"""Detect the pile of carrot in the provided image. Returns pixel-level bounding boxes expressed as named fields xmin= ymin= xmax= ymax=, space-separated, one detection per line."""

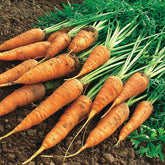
xmin=0 ymin=11 xmax=164 ymax=165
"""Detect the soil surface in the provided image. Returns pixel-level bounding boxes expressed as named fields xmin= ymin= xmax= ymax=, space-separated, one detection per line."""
xmin=0 ymin=0 xmax=164 ymax=165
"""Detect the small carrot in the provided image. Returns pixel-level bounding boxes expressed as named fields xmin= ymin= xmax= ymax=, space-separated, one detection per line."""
xmin=72 ymin=21 xmax=137 ymax=79
xmin=65 ymin=102 xmax=129 ymax=157
xmin=0 ymin=54 xmax=80 ymax=87
xmin=22 ymin=95 xmax=92 ymax=164
xmin=0 ymin=83 xmax=46 ymax=117
xmin=111 ymin=71 xmax=149 ymax=109
xmin=0 ymin=28 xmax=45 ymax=51
xmin=0 ymin=59 xmax=38 ymax=84
xmin=116 ymin=80 xmax=165 ymax=145
xmin=68 ymin=25 xmax=98 ymax=54
xmin=0 ymin=78 xmax=84 ymax=141
xmin=117 ymin=101 xmax=153 ymax=144
xmin=0 ymin=41 xmax=51 ymax=61
xmin=44 ymin=33 xmax=71 ymax=59
xmin=46 ymin=29 xmax=69 ymax=42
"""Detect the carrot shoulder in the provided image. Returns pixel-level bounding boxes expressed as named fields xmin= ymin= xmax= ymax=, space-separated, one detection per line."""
xmin=0 ymin=41 xmax=51 ymax=61
xmin=0 ymin=59 xmax=38 ymax=84
xmin=22 ymin=95 xmax=92 ymax=164
xmin=0 ymin=79 xmax=84 ymax=141
xmin=0 ymin=83 xmax=46 ymax=117
xmin=68 ymin=25 xmax=98 ymax=54
xmin=0 ymin=28 xmax=45 ymax=51
xmin=118 ymin=101 xmax=153 ymax=142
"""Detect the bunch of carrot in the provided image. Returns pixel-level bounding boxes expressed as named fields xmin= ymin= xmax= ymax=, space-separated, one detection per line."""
xmin=0 ymin=10 xmax=164 ymax=164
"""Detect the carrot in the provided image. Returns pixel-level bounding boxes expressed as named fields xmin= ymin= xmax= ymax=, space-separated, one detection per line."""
xmin=110 ymin=71 xmax=149 ymax=111
xmin=22 ymin=95 xmax=92 ymax=164
xmin=0 ymin=54 xmax=80 ymax=87
xmin=117 ymin=101 xmax=153 ymax=144
xmin=0 ymin=78 xmax=84 ymax=141
xmin=68 ymin=25 xmax=98 ymax=54
xmin=73 ymin=76 xmax=123 ymax=139
xmin=0 ymin=41 xmax=51 ymax=61
xmin=74 ymin=45 xmax=110 ymax=78
xmin=65 ymin=102 xmax=129 ymax=157
xmin=45 ymin=33 xmax=71 ymax=59
xmin=47 ymin=29 xmax=69 ymax=42
xmin=0 ymin=28 xmax=45 ymax=51
xmin=0 ymin=59 xmax=39 ymax=84
xmin=71 ymin=21 xmax=137 ymax=79
xmin=0 ymin=83 xmax=46 ymax=117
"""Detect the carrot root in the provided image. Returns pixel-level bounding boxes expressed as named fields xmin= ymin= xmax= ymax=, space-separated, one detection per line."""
xmin=22 ymin=146 xmax=45 ymax=165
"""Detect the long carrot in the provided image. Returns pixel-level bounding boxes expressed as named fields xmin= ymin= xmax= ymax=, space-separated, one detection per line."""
xmin=65 ymin=102 xmax=129 ymax=157
xmin=0 ymin=41 xmax=51 ymax=61
xmin=0 ymin=83 xmax=46 ymax=117
xmin=0 ymin=54 xmax=80 ymax=87
xmin=0 ymin=28 xmax=45 ymax=51
xmin=0 ymin=78 xmax=84 ymax=141
xmin=22 ymin=95 xmax=92 ymax=164
xmin=0 ymin=59 xmax=38 ymax=84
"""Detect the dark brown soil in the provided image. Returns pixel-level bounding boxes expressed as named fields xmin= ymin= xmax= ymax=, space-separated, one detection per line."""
xmin=0 ymin=0 xmax=164 ymax=165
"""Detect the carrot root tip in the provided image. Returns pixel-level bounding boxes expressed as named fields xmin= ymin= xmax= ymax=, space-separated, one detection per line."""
xmin=0 ymin=129 xmax=15 ymax=141
xmin=113 ymin=140 xmax=120 ymax=148
xmin=22 ymin=146 xmax=45 ymax=164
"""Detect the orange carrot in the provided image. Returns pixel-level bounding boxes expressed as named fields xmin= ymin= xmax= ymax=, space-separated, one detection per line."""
xmin=112 ymin=72 xmax=149 ymax=107
xmin=22 ymin=95 xmax=92 ymax=164
xmin=0 ymin=28 xmax=45 ymax=51
xmin=0 ymin=59 xmax=38 ymax=84
xmin=47 ymin=29 xmax=69 ymax=42
xmin=117 ymin=101 xmax=153 ymax=143
xmin=74 ymin=45 xmax=110 ymax=78
xmin=68 ymin=25 xmax=98 ymax=54
xmin=0 ymin=78 xmax=84 ymax=141
xmin=102 ymin=72 xmax=149 ymax=117
xmin=0 ymin=41 xmax=51 ymax=61
xmin=45 ymin=33 xmax=71 ymax=59
xmin=0 ymin=54 xmax=80 ymax=87
xmin=0 ymin=83 xmax=46 ymax=117
xmin=65 ymin=102 xmax=129 ymax=157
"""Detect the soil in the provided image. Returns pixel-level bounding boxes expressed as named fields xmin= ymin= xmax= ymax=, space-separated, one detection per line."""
xmin=0 ymin=0 xmax=164 ymax=165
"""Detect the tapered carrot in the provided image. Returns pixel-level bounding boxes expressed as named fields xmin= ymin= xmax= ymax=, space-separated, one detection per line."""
xmin=65 ymin=102 xmax=129 ymax=157
xmin=0 ymin=41 xmax=51 ymax=61
xmin=71 ymin=21 xmax=137 ymax=79
xmin=47 ymin=29 xmax=68 ymax=42
xmin=22 ymin=95 xmax=92 ymax=164
xmin=0 ymin=83 xmax=46 ymax=117
xmin=68 ymin=25 xmax=98 ymax=54
xmin=117 ymin=101 xmax=153 ymax=144
xmin=45 ymin=33 xmax=71 ymax=59
xmin=112 ymin=71 xmax=149 ymax=108
xmin=0 ymin=28 xmax=45 ymax=51
xmin=0 ymin=54 xmax=80 ymax=87
xmin=0 ymin=59 xmax=38 ymax=84
xmin=0 ymin=78 xmax=84 ymax=141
